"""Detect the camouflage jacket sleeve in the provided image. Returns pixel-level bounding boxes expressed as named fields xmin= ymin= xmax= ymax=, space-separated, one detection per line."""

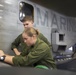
xmin=11 ymin=34 xmax=23 ymax=50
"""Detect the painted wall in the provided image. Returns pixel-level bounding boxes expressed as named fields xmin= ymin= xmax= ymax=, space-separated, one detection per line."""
xmin=0 ymin=0 xmax=24 ymax=54
xmin=30 ymin=2 xmax=76 ymax=50
xmin=0 ymin=0 xmax=76 ymax=55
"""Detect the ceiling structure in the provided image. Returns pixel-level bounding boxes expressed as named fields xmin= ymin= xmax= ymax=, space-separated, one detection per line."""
xmin=30 ymin=0 xmax=76 ymax=17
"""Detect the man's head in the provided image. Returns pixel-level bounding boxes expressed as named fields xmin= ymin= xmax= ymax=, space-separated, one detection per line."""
xmin=22 ymin=16 xmax=34 ymax=29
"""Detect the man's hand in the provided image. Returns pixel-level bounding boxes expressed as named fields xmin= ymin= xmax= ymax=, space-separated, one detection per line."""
xmin=13 ymin=48 xmax=21 ymax=55
xmin=0 ymin=50 xmax=5 ymax=57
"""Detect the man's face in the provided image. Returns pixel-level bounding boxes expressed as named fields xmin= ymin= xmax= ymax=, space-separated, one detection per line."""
xmin=22 ymin=33 xmax=34 ymax=46
xmin=23 ymin=20 xmax=33 ymax=29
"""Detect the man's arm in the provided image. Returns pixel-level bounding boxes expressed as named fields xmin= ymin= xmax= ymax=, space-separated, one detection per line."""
xmin=13 ymin=48 xmax=21 ymax=55
xmin=11 ymin=34 xmax=22 ymax=55
xmin=0 ymin=50 xmax=14 ymax=65
xmin=4 ymin=55 xmax=14 ymax=65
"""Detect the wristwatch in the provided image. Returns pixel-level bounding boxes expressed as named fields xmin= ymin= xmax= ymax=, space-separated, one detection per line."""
xmin=0 ymin=55 xmax=6 ymax=61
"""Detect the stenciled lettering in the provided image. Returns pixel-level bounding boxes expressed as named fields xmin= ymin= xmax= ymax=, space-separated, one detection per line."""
xmin=60 ymin=16 xmax=66 ymax=30
xmin=36 ymin=7 xmax=48 ymax=27
xmin=51 ymin=13 xmax=59 ymax=29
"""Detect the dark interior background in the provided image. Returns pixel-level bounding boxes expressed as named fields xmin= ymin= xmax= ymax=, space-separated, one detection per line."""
xmin=31 ymin=0 xmax=76 ymax=17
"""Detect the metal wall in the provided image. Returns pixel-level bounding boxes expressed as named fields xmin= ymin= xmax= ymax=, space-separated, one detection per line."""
xmin=0 ymin=0 xmax=76 ymax=54
xmin=0 ymin=0 xmax=24 ymax=54
xmin=0 ymin=0 xmax=76 ymax=69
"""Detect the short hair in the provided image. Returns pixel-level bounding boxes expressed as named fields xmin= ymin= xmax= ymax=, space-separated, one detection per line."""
xmin=23 ymin=27 xmax=39 ymax=37
xmin=22 ymin=16 xmax=34 ymax=22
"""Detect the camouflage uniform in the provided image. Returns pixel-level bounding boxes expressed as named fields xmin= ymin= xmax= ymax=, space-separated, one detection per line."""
xmin=13 ymin=38 xmax=56 ymax=69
